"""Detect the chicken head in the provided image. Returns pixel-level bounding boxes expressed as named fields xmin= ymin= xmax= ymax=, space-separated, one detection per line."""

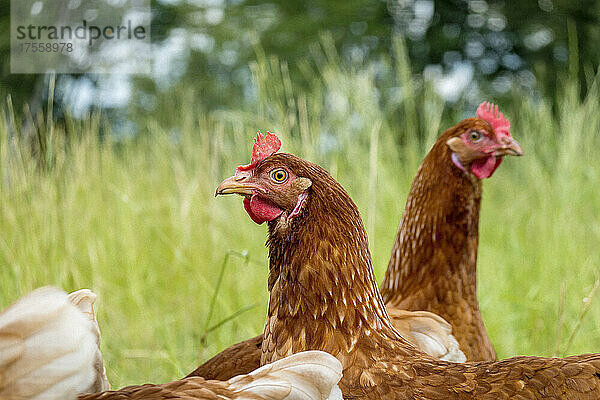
xmin=445 ymin=101 xmax=522 ymax=179
xmin=215 ymin=132 xmax=312 ymax=226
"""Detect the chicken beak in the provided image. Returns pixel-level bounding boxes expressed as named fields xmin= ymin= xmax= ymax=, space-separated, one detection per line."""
xmin=215 ymin=175 xmax=264 ymax=197
xmin=494 ymin=137 xmax=523 ymax=157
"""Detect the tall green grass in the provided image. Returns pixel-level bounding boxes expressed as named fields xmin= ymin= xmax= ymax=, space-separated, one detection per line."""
xmin=1 ymin=42 xmax=600 ymax=388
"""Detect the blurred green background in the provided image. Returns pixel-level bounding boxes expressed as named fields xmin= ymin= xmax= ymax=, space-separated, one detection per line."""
xmin=1 ymin=0 xmax=600 ymax=390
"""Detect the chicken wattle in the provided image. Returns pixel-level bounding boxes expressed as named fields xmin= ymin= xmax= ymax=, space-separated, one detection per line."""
xmin=243 ymin=196 xmax=283 ymax=224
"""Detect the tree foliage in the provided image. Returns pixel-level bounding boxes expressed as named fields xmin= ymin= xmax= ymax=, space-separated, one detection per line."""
xmin=0 ymin=0 xmax=599 ymax=115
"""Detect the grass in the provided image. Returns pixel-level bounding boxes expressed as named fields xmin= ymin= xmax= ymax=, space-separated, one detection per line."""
xmin=1 ymin=42 xmax=600 ymax=388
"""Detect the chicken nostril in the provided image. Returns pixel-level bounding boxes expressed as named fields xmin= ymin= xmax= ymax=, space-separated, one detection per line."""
xmin=234 ymin=171 xmax=251 ymax=181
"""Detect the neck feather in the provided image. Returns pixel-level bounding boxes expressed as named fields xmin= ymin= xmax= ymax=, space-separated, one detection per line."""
xmin=261 ymin=171 xmax=403 ymax=365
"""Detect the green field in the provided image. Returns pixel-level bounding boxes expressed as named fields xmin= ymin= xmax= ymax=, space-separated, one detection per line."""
xmin=1 ymin=50 xmax=600 ymax=388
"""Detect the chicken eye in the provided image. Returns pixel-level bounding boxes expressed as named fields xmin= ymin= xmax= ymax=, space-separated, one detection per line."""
xmin=469 ymin=131 xmax=482 ymax=142
xmin=271 ymin=169 xmax=288 ymax=183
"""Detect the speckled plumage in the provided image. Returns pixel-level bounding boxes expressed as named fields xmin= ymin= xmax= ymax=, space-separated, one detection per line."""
xmin=246 ymin=153 xmax=600 ymax=399
xmin=380 ymin=118 xmax=500 ymax=361
xmin=189 ymin=304 xmax=465 ymax=382
xmin=78 ymin=379 xmax=240 ymax=400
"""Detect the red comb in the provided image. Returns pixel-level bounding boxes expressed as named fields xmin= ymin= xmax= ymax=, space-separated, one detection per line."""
xmin=476 ymin=102 xmax=511 ymax=138
xmin=237 ymin=131 xmax=281 ymax=172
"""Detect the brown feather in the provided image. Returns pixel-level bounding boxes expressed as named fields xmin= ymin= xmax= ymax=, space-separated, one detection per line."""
xmin=78 ymin=378 xmax=238 ymax=400
xmin=381 ymin=118 xmax=499 ymax=361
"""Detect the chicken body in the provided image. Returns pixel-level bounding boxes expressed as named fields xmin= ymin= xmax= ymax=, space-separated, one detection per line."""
xmin=216 ymin=147 xmax=600 ymax=399
xmin=78 ymin=351 xmax=343 ymax=400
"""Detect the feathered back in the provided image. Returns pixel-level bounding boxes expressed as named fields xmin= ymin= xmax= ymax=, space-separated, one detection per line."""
xmin=0 ymin=286 xmax=99 ymax=400
xmin=79 ymin=351 xmax=342 ymax=400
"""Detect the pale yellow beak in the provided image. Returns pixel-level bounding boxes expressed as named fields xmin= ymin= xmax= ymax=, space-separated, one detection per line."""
xmin=495 ymin=137 xmax=523 ymax=157
xmin=215 ymin=175 xmax=265 ymax=197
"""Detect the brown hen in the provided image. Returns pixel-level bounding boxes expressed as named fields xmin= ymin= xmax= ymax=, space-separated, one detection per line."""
xmin=214 ymin=135 xmax=600 ymax=399
xmin=381 ymin=102 xmax=523 ymax=361
xmin=189 ymin=103 xmax=520 ymax=379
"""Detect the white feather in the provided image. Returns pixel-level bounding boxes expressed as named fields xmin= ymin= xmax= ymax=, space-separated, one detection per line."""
xmin=67 ymin=290 xmax=110 ymax=392
xmin=0 ymin=286 xmax=104 ymax=400
xmin=388 ymin=309 xmax=467 ymax=363
xmin=406 ymin=315 xmax=466 ymax=363
xmin=228 ymin=351 xmax=343 ymax=400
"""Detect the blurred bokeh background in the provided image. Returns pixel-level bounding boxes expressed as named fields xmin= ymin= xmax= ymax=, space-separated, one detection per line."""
xmin=1 ymin=0 xmax=599 ymax=120
xmin=1 ymin=0 xmax=600 ymax=389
